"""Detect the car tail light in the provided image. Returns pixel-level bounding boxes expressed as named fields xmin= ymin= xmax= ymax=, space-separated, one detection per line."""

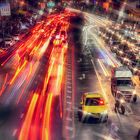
xmin=99 ymin=99 xmax=104 ymax=105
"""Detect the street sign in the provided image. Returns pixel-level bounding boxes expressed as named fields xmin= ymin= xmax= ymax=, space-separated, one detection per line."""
xmin=47 ymin=1 xmax=55 ymax=8
xmin=0 ymin=3 xmax=11 ymax=16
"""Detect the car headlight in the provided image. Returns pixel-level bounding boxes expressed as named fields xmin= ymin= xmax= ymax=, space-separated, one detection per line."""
xmin=101 ymin=110 xmax=108 ymax=115
xmin=120 ymin=98 xmax=125 ymax=103
xmin=133 ymin=91 xmax=136 ymax=95
xmin=83 ymin=111 xmax=91 ymax=115
xmin=133 ymin=67 xmax=138 ymax=72
xmin=83 ymin=111 xmax=88 ymax=115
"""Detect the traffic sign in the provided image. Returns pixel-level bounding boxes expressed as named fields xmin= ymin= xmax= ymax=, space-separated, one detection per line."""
xmin=0 ymin=3 xmax=11 ymax=16
xmin=47 ymin=1 xmax=55 ymax=8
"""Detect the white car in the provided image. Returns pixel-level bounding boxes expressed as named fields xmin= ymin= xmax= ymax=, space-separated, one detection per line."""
xmin=4 ymin=38 xmax=15 ymax=46
xmin=12 ymin=34 xmax=20 ymax=41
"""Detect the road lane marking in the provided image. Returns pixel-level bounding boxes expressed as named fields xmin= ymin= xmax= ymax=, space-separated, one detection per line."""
xmin=67 ymin=81 xmax=72 ymax=84
xmin=67 ymin=64 xmax=71 ymax=66
xmin=65 ymin=126 xmax=73 ymax=131
xmin=12 ymin=129 xmax=18 ymax=136
xmin=66 ymin=108 xmax=72 ymax=111
xmin=66 ymin=117 xmax=72 ymax=121
xmin=67 ymin=101 xmax=72 ymax=105
xmin=67 ymin=90 xmax=72 ymax=93
xmin=67 ymin=95 xmax=72 ymax=98
xmin=20 ymin=113 xmax=24 ymax=119
xmin=67 ymin=76 xmax=72 ymax=79
xmin=67 ymin=86 xmax=72 ymax=89
xmin=98 ymin=59 xmax=109 ymax=76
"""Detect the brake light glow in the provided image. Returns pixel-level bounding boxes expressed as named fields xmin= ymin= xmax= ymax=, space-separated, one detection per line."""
xmin=99 ymin=99 xmax=104 ymax=105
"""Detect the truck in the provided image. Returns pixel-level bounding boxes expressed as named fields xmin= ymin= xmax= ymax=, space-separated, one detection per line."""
xmin=111 ymin=66 xmax=137 ymax=114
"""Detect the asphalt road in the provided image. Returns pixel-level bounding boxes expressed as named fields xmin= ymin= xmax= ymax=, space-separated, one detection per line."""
xmin=70 ymin=10 xmax=140 ymax=140
xmin=0 ymin=10 xmax=139 ymax=140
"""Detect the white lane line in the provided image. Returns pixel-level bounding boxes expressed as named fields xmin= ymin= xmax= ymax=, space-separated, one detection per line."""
xmin=67 ymin=75 xmax=72 ymax=78
xmin=12 ymin=129 xmax=17 ymax=136
xmin=67 ymin=70 xmax=71 ymax=73
xmin=67 ymin=95 xmax=71 ymax=99
xmin=67 ymin=90 xmax=72 ymax=93
xmin=65 ymin=126 xmax=73 ymax=131
xmin=67 ymin=65 xmax=71 ymax=67
xmin=67 ymin=101 xmax=72 ymax=105
xmin=67 ymin=71 xmax=72 ymax=73
xmin=67 ymin=70 xmax=72 ymax=75
xmin=66 ymin=108 xmax=72 ymax=111
xmin=67 ymin=81 xmax=72 ymax=84
xmin=67 ymin=64 xmax=71 ymax=66
xmin=91 ymin=59 xmax=109 ymax=102
xmin=67 ymin=75 xmax=72 ymax=77
xmin=20 ymin=113 xmax=24 ymax=119
xmin=67 ymin=79 xmax=72 ymax=81
xmin=66 ymin=117 xmax=73 ymax=121
xmin=67 ymin=86 xmax=72 ymax=89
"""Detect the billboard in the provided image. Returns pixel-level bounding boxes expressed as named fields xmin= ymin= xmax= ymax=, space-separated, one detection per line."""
xmin=0 ymin=3 xmax=11 ymax=16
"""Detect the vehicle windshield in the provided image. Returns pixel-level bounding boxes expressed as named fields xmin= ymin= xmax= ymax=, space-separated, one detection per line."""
xmin=85 ymin=98 xmax=103 ymax=106
xmin=116 ymin=80 xmax=133 ymax=86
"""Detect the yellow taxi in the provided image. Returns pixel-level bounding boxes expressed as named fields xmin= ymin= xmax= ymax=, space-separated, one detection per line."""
xmin=78 ymin=92 xmax=108 ymax=122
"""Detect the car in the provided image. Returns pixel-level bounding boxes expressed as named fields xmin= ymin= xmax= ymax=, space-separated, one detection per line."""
xmin=12 ymin=34 xmax=20 ymax=41
xmin=4 ymin=38 xmax=15 ymax=46
xmin=78 ymin=92 xmax=108 ymax=123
